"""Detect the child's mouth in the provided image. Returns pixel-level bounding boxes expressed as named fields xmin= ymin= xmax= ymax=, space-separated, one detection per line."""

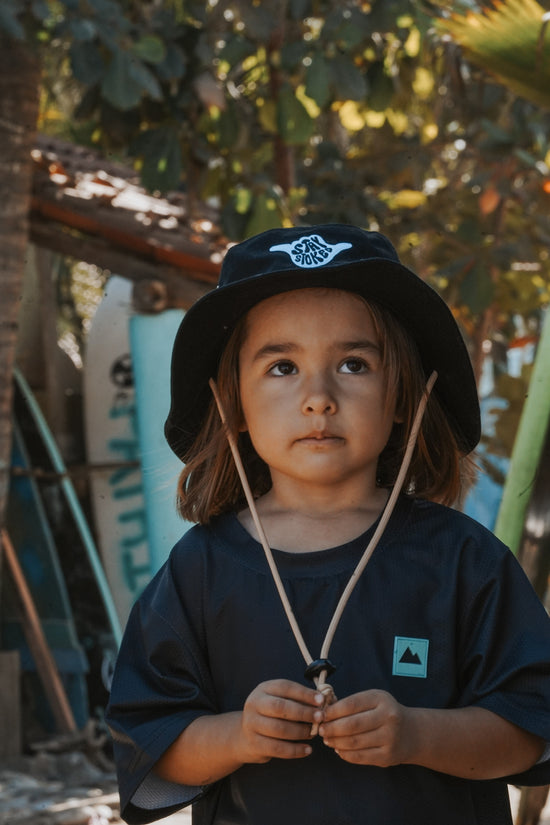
xmin=297 ymin=432 xmax=342 ymax=444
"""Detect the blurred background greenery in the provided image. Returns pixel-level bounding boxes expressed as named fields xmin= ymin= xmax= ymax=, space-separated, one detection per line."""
xmin=1 ymin=0 xmax=550 ymax=507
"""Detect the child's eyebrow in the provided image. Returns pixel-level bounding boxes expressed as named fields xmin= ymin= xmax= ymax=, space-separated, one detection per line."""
xmin=250 ymin=339 xmax=380 ymax=362
xmin=250 ymin=342 xmax=298 ymax=362
xmin=340 ymin=340 xmax=381 ymax=354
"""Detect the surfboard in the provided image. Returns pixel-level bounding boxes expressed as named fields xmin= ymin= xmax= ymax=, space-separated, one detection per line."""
xmin=83 ymin=276 xmax=153 ymax=628
xmin=14 ymin=367 xmax=121 ymax=648
xmin=3 ymin=422 xmax=89 ymax=732
xmin=129 ymin=310 xmax=190 ymax=575
xmin=6 ymin=369 xmax=123 ymax=731
xmin=84 ymin=276 xmax=190 ymax=627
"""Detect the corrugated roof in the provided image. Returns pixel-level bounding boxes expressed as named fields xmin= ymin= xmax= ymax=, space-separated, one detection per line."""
xmin=30 ymin=136 xmax=227 ymax=308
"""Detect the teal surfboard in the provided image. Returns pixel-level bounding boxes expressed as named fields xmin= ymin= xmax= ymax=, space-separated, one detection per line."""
xmin=129 ymin=310 xmax=190 ymax=574
xmin=4 ymin=422 xmax=89 ymax=731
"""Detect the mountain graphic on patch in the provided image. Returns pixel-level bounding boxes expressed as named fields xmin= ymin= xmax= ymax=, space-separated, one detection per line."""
xmin=399 ymin=647 xmax=422 ymax=665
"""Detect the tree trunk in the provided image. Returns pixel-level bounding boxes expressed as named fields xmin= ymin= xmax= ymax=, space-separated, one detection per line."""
xmin=267 ymin=7 xmax=295 ymax=194
xmin=0 ymin=35 xmax=40 ymax=529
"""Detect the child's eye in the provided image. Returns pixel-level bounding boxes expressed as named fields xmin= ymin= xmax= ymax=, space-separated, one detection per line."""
xmin=269 ymin=360 xmax=297 ymax=376
xmin=339 ymin=358 xmax=368 ymax=374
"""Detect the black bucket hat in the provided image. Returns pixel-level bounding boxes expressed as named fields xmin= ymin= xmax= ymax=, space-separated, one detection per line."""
xmin=165 ymin=224 xmax=480 ymax=459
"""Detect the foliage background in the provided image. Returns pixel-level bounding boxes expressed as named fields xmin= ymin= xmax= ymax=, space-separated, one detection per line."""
xmin=2 ymin=0 xmax=550 ymax=495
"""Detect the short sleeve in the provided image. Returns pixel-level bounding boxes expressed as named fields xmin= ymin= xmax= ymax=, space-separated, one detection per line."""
xmin=106 ymin=542 xmax=218 ymax=824
xmin=457 ymin=541 xmax=550 ymax=784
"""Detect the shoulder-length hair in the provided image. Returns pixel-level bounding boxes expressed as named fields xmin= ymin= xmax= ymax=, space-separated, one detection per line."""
xmin=176 ymin=296 xmax=475 ymax=524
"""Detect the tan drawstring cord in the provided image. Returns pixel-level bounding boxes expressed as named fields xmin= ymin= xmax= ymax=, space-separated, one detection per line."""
xmin=209 ymin=371 xmax=438 ymax=733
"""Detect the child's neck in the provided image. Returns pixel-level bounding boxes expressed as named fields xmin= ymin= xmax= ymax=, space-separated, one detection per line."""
xmin=238 ymin=487 xmax=389 ymax=553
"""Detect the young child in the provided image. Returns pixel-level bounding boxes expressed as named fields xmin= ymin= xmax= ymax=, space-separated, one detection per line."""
xmin=106 ymin=225 xmax=550 ymax=825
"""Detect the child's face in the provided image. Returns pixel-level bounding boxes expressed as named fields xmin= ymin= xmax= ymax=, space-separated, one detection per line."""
xmin=238 ymin=288 xmax=398 ymax=500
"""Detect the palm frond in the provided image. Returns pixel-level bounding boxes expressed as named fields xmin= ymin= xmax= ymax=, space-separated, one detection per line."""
xmin=436 ymin=0 xmax=550 ymax=109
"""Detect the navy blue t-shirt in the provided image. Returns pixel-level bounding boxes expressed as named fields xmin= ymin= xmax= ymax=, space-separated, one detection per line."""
xmin=106 ymin=497 xmax=550 ymax=824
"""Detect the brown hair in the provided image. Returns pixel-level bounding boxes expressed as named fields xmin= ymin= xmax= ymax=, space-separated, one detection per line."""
xmin=176 ymin=295 xmax=474 ymax=524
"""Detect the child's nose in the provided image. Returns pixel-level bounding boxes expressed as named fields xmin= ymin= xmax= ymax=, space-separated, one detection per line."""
xmin=302 ymin=377 xmax=337 ymax=415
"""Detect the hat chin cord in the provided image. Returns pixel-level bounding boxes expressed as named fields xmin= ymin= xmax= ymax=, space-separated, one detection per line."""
xmin=209 ymin=371 xmax=438 ymax=733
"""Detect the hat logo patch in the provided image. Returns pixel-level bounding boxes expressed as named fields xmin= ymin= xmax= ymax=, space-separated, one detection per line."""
xmin=269 ymin=234 xmax=352 ymax=268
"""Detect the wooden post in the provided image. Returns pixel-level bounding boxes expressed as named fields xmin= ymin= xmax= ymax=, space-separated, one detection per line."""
xmin=0 ymin=650 xmax=21 ymax=758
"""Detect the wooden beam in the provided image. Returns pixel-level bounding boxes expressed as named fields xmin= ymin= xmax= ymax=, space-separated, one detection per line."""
xmin=29 ymin=220 xmax=212 ymax=310
xmin=30 ymin=194 xmax=221 ymax=278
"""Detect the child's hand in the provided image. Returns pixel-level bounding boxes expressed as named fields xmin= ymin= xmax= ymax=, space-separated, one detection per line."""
xmin=238 ymin=679 xmax=324 ymax=764
xmin=319 ymin=689 xmax=413 ymax=767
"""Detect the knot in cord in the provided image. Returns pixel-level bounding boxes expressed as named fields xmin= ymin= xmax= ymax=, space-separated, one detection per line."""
xmin=315 ymin=680 xmax=336 ymax=706
xmin=310 ymin=672 xmax=336 ymax=736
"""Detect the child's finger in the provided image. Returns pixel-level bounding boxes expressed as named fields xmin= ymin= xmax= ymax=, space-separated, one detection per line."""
xmin=322 ymin=688 xmax=391 ymax=721
xmin=254 ymin=734 xmax=313 ymax=761
xmin=250 ymin=680 xmax=325 ymax=723
xmin=260 ymin=694 xmax=324 ymax=727
xmin=256 ymin=714 xmax=321 ymax=742
xmin=319 ymin=713 xmax=374 ymax=749
xmin=262 ymin=679 xmax=326 ymax=708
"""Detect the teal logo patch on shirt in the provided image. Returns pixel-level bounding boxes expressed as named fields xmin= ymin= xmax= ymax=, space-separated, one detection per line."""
xmin=392 ymin=637 xmax=429 ymax=678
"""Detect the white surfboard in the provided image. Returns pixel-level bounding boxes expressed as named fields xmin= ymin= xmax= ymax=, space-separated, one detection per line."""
xmin=84 ymin=276 xmax=191 ymax=628
xmin=84 ymin=276 xmax=153 ymax=627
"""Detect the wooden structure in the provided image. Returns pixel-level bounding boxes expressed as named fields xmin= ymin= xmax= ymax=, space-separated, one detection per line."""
xmin=3 ymin=135 xmax=228 ymax=752
xmin=29 ymin=134 xmax=227 ymax=312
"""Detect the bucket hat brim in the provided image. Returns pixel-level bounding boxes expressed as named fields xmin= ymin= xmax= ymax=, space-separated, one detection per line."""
xmin=165 ymin=225 xmax=480 ymax=459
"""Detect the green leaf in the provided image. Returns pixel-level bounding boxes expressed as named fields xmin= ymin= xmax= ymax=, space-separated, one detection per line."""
xmin=218 ymin=104 xmax=241 ymax=149
xmin=92 ymin=0 xmax=130 ymax=46
xmin=219 ymin=34 xmax=255 ymax=67
xmin=0 ymin=2 xmax=25 ymax=39
xmin=101 ymin=50 xmax=144 ymax=110
xmin=245 ymin=192 xmax=283 ymax=237
xmin=68 ymin=18 xmax=98 ymax=41
xmin=367 ymin=62 xmax=394 ymax=112
xmin=200 ymin=162 xmax=225 ymax=201
xmin=31 ymin=0 xmax=50 ymax=22
xmin=323 ymin=7 xmax=370 ymax=47
xmin=455 ymin=219 xmax=483 ymax=245
xmin=95 ymin=22 xmax=121 ymax=51
xmin=128 ymin=57 xmax=163 ymax=101
xmin=139 ymin=127 xmax=182 ymax=193
xmin=480 ymin=118 xmax=514 ymax=146
xmin=238 ymin=5 xmax=275 ymax=41
xmin=277 ymin=86 xmax=315 ymax=145
xmin=305 ymin=54 xmax=331 ymax=108
xmin=74 ymin=84 xmax=99 ymax=120
xmin=87 ymin=0 xmax=124 ymax=18
xmin=514 ymin=148 xmax=542 ymax=168
xmin=221 ymin=200 xmax=249 ymax=241
xmin=156 ymin=43 xmax=186 ymax=81
xmin=234 ymin=187 xmax=253 ymax=215
xmin=280 ymin=41 xmax=308 ymax=71
xmin=335 ymin=15 xmax=371 ymax=50
xmin=70 ymin=41 xmax=104 ymax=85
xmin=289 ymin=0 xmax=311 ymax=20
xmin=132 ymin=35 xmax=166 ymax=65
xmin=436 ymin=0 xmax=550 ymax=109
xmin=459 ymin=261 xmax=495 ymax=315
xmin=330 ymin=55 xmax=368 ymax=101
